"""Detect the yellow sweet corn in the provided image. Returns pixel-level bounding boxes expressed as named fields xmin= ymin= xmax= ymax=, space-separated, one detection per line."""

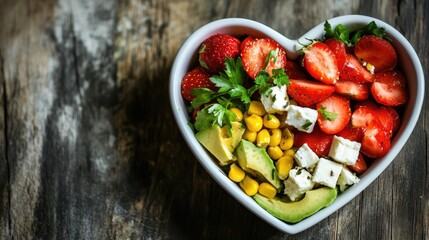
xmin=239 ymin=175 xmax=259 ymax=196
xmin=263 ymin=114 xmax=280 ymax=129
xmin=256 ymin=129 xmax=270 ymax=148
xmin=244 ymin=114 xmax=263 ymax=132
xmin=269 ymin=129 xmax=282 ymax=147
xmin=279 ymin=137 xmax=294 ymax=150
xmin=242 ymin=129 xmax=257 ymax=143
xmin=276 ymin=155 xmax=294 ymax=180
xmin=248 ymin=101 xmax=266 ymax=116
xmin=283 ymin=148 xmax=295 ymax=157
xmin=267 ymin=146 xmax=283 ymax=160
xmin=230 ymin=107 xmax=243 ymax=122
xmin=228 ymin=163 xmax=245 ymax=182
xmin=258 ymin=182 xmax=277 ymax=199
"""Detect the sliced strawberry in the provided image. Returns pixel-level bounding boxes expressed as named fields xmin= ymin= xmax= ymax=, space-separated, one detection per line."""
xmin=377 ymin=106 xmax=395 ymax=138
xmin=302 ymin=41 xmax=339 ymax=84
xmin=351 ymin=100 xmax=378 ymax=128
xmin=339 ymin=54 xmax=374 ymax=83
xmin=287 ymin=79 xmax=335 ymax=107
xmin=324 ymin=38 xmax=347 ymax=71
xmin=354 ymin=35 xmax=397 ymax=73
xmin=348 ymin=153 xmax=368 ymax=174
xmin=316 ymin=94 xmax=351 ymax=134
xmin=336 ymin=123 xmax=365 ymax=142
xmin=181 ymin=66 xmax=215 ymax=101
xmin=199 ymin=34 xmax=241 ymax=73
xmin=384 ymin=106 xmax=401 ymax=134
xmin=284 ymin=61 xmax=310 ymax=79
xmin=361 ymin=118 xmax=391 ymax=158
xmin=371 ymin=70 xmax=408 ymax=107
xmin=240 ymin=36 xmax=287 ymax=79
xmin=293 ymin=126 xmax=333 ymax=156
xmin=334 ymin=80 xmax=369 ymax=101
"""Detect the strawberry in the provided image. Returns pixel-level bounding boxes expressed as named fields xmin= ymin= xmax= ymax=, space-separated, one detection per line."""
xmin=316 ymin=94 xmax=351 ymax=134
xmin=240 ymin=36 xmax=287 ymax=79
xmin=284 ymin=61 xmax=310 ymax=79
xmin=324 ymin=38 xmax=347 ymax=71
xmin=334 ymin=80 xmax=369 ymax=101
xmin=198 ymin=34 xmax=241 ymax=73
xmin=384 ymin=106 xmax=401 ymax=134
xmin=377 ymin=106 xmax=395 ymax=138
xmin=293 ymin=126 xmax=333 ymax=156
xmin=361 ymin=118 xmax=391 ymax=158
xmin=339 ymin=54 xmax=374 ymax=83
xmin=287 ymin=79 xmax=335 ymax=107
xmin=348 ymin=153 xmax=368 ymax=174
xmin=336 ymin=123 xmax=365 ymax=142
xmin=301 ymin=41 xmax=339 ymax=84
xmin=354 ymin=35 xmax=397 ymax=73
xmin=181 ymin=66 xmax=216 ymax=101
xmin=371 ymin=70 xmax=408 ymax=107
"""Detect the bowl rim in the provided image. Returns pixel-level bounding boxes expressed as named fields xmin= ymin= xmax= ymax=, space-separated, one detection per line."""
xmin=169 ymin=14 xmax=425 ymax=234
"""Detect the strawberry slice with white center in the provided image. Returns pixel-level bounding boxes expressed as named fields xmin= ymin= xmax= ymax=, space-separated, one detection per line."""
xmin=324 ymin=38 xmax=347 ymax=71
xmin=361 ymin=118 xmax=391 ymax=158
xmin=302 ymin=41 xmax=339 ymax=84
xmin=316 ymin=94 xmax=351 ymax=134
xmin=334 ymin=80 xmax=369 ymax=101
xmin=240 ymin=36 xmax=286 ymax=79
xmin=339 ymin=54 xmax=374 ymax=83
xmin=354 ymin=35 xmax=397 ymax=73
xmin=287 ymin=79 xmax=335 ymax=107
xmin=371 ymin=69 xmax=408 ymax=107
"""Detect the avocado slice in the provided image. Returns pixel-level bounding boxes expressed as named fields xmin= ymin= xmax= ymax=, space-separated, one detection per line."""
xmin=195 ymin=122 xmax=245 ymax=166
xmin=253 ymin=187 xmax=337 ymax=223
xmin=235 ymin=139 xmax=282 ymax=190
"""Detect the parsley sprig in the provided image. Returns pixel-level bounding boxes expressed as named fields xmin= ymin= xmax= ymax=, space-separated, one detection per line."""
xmin=318 ymin=106 xmax=338 ymax=121
xmin=190 ymin=55 xmax=289 ymax=134
xmin=324 ymin=20 xmax=389 ymax=46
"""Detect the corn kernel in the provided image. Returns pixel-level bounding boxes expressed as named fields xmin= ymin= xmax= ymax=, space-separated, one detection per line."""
xmin=230 ymin=107 xmax=243 ymax=122
xmin=256 ymin=129 xmax=270 ymax=148
xmin=263 ymin=114 xmax=280 ymax=129
xmin=282 ymin=128 xmax=294 ymax=139
xmin=248 ymin=101 xmax=266 ymax=116
xmin=276 ymin=155 xmax=294 ymax=180
xmin=283 ymin=148 xmax=295 ymax=157
xmin=279 ymin=137 xmax=294 ymax=150
xmin=267 ymin=146 xmax=283 ymax=160
xmin=269 ymin=129 xmax=282 ymax=147
xmin=242 ymin=129 xmax=257 ymax=143
xmin=258 ymin=182 xmax=277 ymax=199
xmin=239 ymin=175 xmax=259 ymax=196
xmin=228 ymin=163 xmax=245 ymax=182
xmin=244 ymin=114 xmax=263 ymax=132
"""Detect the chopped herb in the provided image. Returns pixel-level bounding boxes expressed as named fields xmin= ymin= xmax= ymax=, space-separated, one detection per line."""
xmin=297 ymin=168 xmax=302 ymax=175
xmin=330 ymin=170 xmax=334 ymax=176
xmin=318 ymin=106 xmax=338 ymax=121
xmin=324 ymin=20 xmax=389 ymax=46
xmin=301 ymin=120 xmax=312 ymax=130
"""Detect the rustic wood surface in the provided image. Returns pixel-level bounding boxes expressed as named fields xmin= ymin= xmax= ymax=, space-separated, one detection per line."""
xmin=0 ymin=0 xmax=428 ymax=239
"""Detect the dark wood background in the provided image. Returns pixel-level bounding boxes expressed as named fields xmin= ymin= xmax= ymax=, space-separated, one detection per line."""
xmin=0 ymin=0 xmax=427 ymax=239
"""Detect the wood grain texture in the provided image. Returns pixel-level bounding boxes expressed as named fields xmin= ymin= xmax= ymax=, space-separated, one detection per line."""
xmin=0 ymin=0 xmax=427 ymax=239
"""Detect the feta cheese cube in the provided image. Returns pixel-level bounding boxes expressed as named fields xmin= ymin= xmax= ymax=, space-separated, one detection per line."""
xmin=328 ymin=135 xmax=361 ymax=165
xmin=337 ymin=167 xmax=360 ymax=192
xmin=294 ymin=143 xmax=320 ymax=168
xmin=260 ymin=85 xmax=289 ymax=113
xmin=285 ymin=105 xmax=318 ymax=133
xmin=284 ymin=167 xmax=314 ymax=201
xmin=312 ymin=158 xmax=343 ymax=188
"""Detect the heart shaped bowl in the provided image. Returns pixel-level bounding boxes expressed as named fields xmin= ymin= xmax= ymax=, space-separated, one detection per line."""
xmin=169 ymin=15 xmax=424 ymax=234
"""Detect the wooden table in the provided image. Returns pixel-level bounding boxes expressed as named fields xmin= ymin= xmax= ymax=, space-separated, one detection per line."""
xmin=1 ymin=0 xmax=427 ymax=239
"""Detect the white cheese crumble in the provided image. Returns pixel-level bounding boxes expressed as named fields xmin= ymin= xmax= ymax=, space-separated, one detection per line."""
xmin=328 ymin=135 xmax=361 ymax=165
xmin=285 ymin=105 xmax=318 ymax=133
xmin=260 ymin=85 xmax=289 ymax=113
xmin=312 ymin=158 xmax=343 ymax=188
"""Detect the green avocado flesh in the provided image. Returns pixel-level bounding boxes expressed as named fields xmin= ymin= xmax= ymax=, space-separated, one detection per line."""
xmin=253 ymin=187 xmax=337 ymax=223
xmin=235 ymin=139 xmax=282 ymax=190
xmin=195 ymin=122 xmax=245 ymax=166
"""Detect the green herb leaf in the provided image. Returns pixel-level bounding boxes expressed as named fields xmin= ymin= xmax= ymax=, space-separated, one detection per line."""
xmin=318 ymin=107 xmax=338 ymax=121
xmin=301 ymin=120 xmax=312 ymax=131
xmin=265 ymin=48 xmax=279 ymax=68
xmin=324 ymin=21 xmax=350 ymax=44
xmin=271 ymin=68 xmax=290 ymax=86
xmin=190 ymin=88 xmax=216 ymax=109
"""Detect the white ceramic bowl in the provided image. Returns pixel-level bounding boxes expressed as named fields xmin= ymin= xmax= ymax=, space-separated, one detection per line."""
xmin=169 ymin=15 xmax=424 ymax=234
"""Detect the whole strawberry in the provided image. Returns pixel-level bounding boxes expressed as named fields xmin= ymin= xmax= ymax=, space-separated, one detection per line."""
xmin=181 ymin=66 xmax=216 ymax=102
xmin=199 ymin=34 xmax=241 ymax=73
